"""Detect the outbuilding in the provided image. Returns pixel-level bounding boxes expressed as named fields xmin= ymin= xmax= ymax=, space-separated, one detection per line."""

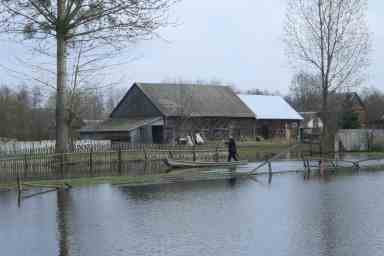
xmin=238 ymin=95 xmax=303 ymax=140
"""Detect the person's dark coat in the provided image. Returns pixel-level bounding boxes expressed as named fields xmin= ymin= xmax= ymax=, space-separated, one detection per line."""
xmin=227 ymin=138 xmax=237 ymax=154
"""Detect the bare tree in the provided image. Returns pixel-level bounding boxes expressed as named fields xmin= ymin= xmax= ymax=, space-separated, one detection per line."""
xmin=161 ymin=78 xmax=237 ymax=143
xmin=284 ymin=0 xmax=370 ymax=149
xmin=46 ymin=42 xmax=127 ymax=147
xmin=160 ymin=78 xmax=200 ymax=142
xmin=361 ymin=86 xmax=384 ymax=125
xmin=0 ymin=85 xmax=53 ymax=140
xmin=104 ymin=87 xmax=125 ymax=114
xmin=0 ymin=0 xmax=176 ymax=152
xmin=287 ymin=71 xmax=322 ymax=111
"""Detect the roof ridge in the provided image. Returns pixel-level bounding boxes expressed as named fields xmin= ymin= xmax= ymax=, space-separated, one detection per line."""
xmin=137 ymin=82 xmax=230 ymax=88
xmin=112 ymin=82 xmax=255 ymax=118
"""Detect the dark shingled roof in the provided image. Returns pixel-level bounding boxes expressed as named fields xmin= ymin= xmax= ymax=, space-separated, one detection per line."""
xmin=135 ymin=82 xmax=255 ymax=118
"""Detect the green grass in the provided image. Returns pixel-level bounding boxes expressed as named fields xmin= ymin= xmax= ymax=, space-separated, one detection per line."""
xmin=345 ymin=151 xmax=384 ymax=156
xmin=237 ymin=142 xmax=309 ymax=160
xmin=0 ymin=174 xmax=172 ymax=189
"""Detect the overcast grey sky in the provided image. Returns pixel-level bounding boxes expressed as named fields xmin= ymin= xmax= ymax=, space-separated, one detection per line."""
xmin=0 ymin=0 xmax=383 ymax=94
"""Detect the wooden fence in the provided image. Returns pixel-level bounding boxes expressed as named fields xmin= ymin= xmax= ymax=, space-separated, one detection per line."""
xmin=0 ymin=141 xmax=226 ymax=158
xmin=0 ymin=147 xmax=228 ymax=182
xmin=0 ymin=140 xmax=111 ymax=157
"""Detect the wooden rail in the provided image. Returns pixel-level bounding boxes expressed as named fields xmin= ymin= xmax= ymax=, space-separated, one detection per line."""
xmin=250 ymin=144 xmax=300 ymax=174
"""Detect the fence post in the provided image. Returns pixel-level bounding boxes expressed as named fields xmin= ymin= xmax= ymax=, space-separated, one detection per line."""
xmin=17 ymin=170 xmax=22 ymax=193
xmin=193 ymin=146 xmax=196 ymax=162
xmin=267 ymin=160 xmax=272 ymax=184
xmin=143 ymin=148 xmax=148 ymax=161
xmin=17 ymin=169 xmax=22 ymax=208
xmin=24 ymin=154 xmax=28 ymax=175
xmin=60 ymin=153 xmax=65 ymax=177
xmin=214 ymin=146 xmax=219 ymax=162
xmin=89 ymin=148 xmax=93 ymax=175
xmin=268 ymin=161 xmax=272 ymax=174
xmin=118 ymin=147 xmax=122 ymax=174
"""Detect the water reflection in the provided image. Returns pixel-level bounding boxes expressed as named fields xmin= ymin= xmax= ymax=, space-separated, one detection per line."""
xmin=57 ymin=189 xmax=71 ymax=256
xmin=2 ymin=171 xmax=384 ymax=256
xmin=123 ymin=185 xmax=165 ymax=202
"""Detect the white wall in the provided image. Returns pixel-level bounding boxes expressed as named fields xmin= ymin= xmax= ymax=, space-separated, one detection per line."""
xmin=335 ymin=129 xmax=384 ymax=152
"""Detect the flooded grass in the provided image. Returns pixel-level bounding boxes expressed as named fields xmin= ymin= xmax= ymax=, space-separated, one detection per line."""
xmin=2 ymin=160 xmax=384 ymax=191
xmin=0 ymin=168 xmax=249 ymax=189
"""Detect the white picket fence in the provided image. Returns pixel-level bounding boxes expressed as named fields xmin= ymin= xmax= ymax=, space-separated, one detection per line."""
xmin=0 ymin=140 xmax=111 ymax=157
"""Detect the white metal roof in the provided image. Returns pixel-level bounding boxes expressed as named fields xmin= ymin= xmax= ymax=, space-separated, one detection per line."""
xmin=238 ymin=95 xmax=303 ymax=120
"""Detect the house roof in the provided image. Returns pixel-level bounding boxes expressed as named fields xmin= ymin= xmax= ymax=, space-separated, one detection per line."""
xmin=340 ymin=92 xmax=365 ymax=108
xmin=79 ymin=117 xmax=163 ymax=133
xmin=134 ymin=83 xmax=255 ymax=118
xmin=238 ymin=95 xmax=303 ymax=120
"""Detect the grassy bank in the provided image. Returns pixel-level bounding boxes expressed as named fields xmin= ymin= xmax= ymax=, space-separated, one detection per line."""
xmin=0 ymin=174 xmax=171 ymax=190
xmin=0 ymin=168 xmax=250 ymax=190
xmin=237 ymin=141 xmax=310 ymax=160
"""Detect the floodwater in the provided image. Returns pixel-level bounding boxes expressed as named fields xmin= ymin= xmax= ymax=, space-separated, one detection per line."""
xmin=2 ymin=168 xmax=384 ymax=255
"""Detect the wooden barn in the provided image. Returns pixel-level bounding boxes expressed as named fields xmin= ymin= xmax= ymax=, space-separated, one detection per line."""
xmin=80 ymin=83 xmax=255 ymax=144
xmin=238 ymin=95 xmax=303 ymax=140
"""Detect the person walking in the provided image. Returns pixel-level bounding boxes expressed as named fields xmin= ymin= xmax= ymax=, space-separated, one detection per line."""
xmin=226 ymin=136 xmax=238 ymax=162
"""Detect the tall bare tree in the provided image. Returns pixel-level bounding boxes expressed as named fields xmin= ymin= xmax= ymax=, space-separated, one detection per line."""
xmin=284 ymin=0 xmax=370 ymax=149
xmin=0 ymin=0 xmax=176 ymax=152
xmin=287 ymin=71 xmax=322 ymax=112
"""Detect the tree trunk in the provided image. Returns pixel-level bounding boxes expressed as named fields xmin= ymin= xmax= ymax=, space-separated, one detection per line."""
xmin=55 ymin=0 xmax=68 ymax=153
xmin=320 ymin=88 xmax=334 ymax=153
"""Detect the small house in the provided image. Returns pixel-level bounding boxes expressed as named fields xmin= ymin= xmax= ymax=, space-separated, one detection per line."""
xmin=238 ymin=95 xmax=303 ymax=140
xmin=80 ymin=83 xmax=256 ymax=144
xmin=300 ymin=92 xmax=367 ymax=130
xmin=299 ymin=111 xmax=323 ymax=142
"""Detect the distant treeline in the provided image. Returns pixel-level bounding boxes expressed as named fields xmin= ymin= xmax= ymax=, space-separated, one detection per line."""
xmin=0 ymin=85 xmax=124 ymax=141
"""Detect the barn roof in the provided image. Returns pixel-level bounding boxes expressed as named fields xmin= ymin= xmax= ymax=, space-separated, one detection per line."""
xmin=238 ymin=95 xmax=303 ymax=120
xmin=134 ymin=83 xmax=255 ymax=118
xmin=80 ymin=117 xmax=163 ymax=133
